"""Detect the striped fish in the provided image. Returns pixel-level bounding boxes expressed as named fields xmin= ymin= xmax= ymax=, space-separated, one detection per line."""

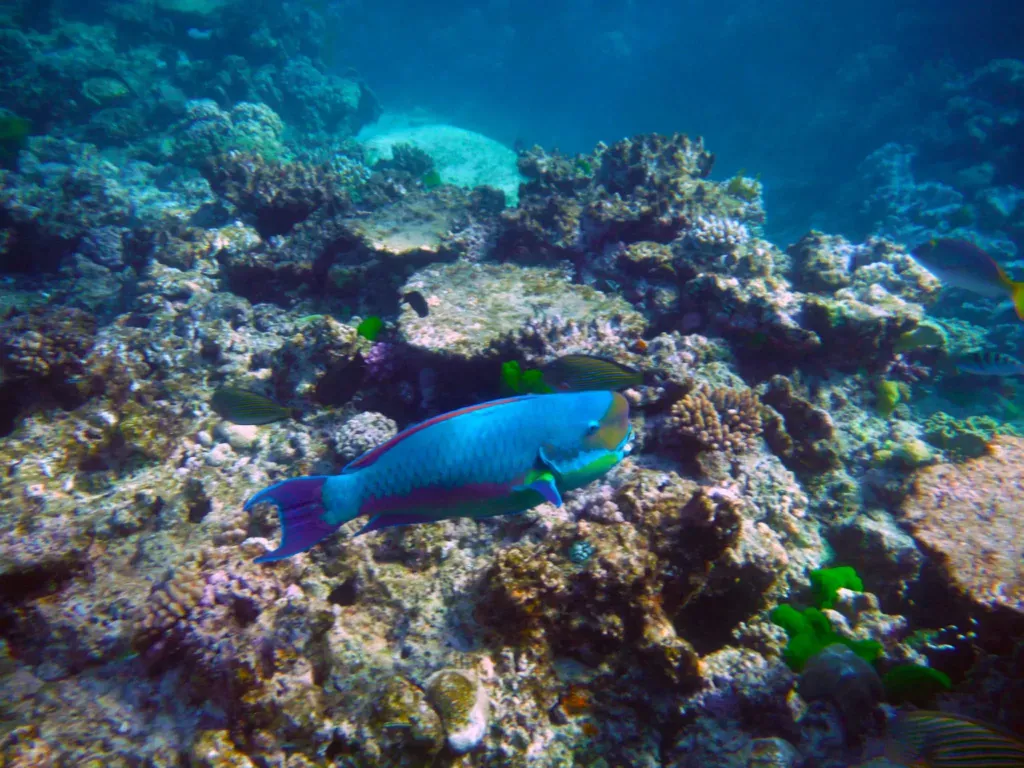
xmin=244 ymin=392 xmax=632 ymax=562
xmin=955 ymin=351 xmax=1024 ymax=377
xmin=541 ymin=354 xmax=644 ymax=392
xmin=886 ymin=709 xmax=1024 ymax=767
xmin=211 ymin=386 xmax=293 ymax=425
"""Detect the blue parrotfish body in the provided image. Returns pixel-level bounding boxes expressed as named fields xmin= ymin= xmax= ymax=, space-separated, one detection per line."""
xmin=244 ymin=392 xmax=632 ymax=562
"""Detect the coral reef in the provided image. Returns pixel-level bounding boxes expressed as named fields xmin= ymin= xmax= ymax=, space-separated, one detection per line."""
xmin=847 ymin=57 xmax=1024 ymax=260
xmin=1 ymin=20 xmax=1021 ymax=759
xmin=172 ymin=100 xmax=286 ymax=167
xmin=798 ymin=643 xmax=884 ymax=741
xmin=398 ymin=261 xmax=646 ymax=361
xmin=666 ymin=382 xmax=764 ymax=454
xmin=901 ymin=436 xmax=1024 ymax=620
xmin=202 ymin=152 xmax=352 ymax=237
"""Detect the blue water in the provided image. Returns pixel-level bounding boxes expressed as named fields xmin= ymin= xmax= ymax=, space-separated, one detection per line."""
xmin=327 ymin=0 xmax=1024 ymax=242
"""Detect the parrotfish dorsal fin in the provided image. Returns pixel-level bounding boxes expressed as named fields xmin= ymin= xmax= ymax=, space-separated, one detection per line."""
xmin=342 ymin=394 xmax=542 ymax=473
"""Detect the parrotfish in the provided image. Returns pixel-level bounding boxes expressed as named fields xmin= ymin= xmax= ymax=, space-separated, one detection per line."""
xmin=911 ymin=238 xmax=1024 ymax=320
xmin=245 ymin=392 xmax=632 ymax=562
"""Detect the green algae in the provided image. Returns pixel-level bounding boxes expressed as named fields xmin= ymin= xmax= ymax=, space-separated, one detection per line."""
xmin=357 ymin=315 xmax=384 ymax=341
xmin=881 ymin=663 xmax=951 ymax=706
xmin=771 ymin=565 xmax=882 ymax=672
xmin=0 ymin=112 xmax=31 ymax=167
xmin=874 ymin=379 xmax=902 ymax=418
xmin=809 ymin=565 xmax=864 ymax=609
xmin=725 ymin=168 xmax=761 ymax=202
xmin=421 ymin=169 xmax=442 ymax=189
xmin=771 ymin=604 xmax=882 ymax=673
xmin=893 ymin=322 xmax=947 ymax=352
xmin=923 ymin=412 xmax=1019 ymax=460
xmin=894 ymin=438 xmax=933 ymax=466
xmin=500 ymin=360 xmax=552 ymax=395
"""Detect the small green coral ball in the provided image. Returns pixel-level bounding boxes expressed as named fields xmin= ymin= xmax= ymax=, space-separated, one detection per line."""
xmin=809 ymin=565 xmax=863 ymax=609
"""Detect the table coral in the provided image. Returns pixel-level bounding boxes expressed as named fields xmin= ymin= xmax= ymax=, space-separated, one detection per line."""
xmin=398 ymin=261 xmax=645 ymax=361
xmin=901 ymin=436 xmax=1024 ymax=619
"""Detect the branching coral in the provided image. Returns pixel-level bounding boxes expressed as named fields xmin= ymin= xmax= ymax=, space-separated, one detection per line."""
xmin=135 ymin=566 xmax=205 ymax=658
xmin=133 ymin=557 xmax=289 ymax=703
xmin=376 ymin=142 xmax=435 ymax=178
xmin=0 ymin=307 xmax=97 ymax=381
xmin=668 ymin=383 xmax=764 ymax=453
xmin=687 ymin=214 xmax=750 ymax=253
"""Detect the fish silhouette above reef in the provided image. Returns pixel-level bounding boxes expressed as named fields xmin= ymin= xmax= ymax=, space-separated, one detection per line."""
xmin=245 ymin=392 xmax=632 ymax=562
xmin=911 ymin=238 xmax=1024 ymax=320
xmin=955 ymin=350 xmax=1024 ymax=377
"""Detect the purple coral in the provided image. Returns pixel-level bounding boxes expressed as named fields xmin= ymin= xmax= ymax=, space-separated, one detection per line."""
xmin=363 ymin=341 xmax=401 ymax=382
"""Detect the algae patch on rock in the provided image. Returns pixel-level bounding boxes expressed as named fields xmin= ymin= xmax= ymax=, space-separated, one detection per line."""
xmin=372 ymin=676 xmax=445 ymax=755
xmin=425 ymin=669 xmax=489 ymax=754
xmin=399 ymin=262 xmax=646 ymax=360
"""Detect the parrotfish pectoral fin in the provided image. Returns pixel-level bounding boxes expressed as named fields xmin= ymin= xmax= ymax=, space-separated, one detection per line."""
xmin=244 ymin=476 xmax=340 ymax=562
xmin=529 ymin=476 xmax=563 ymax=506
xmin=515 ymin=471 xmax=563 ymax=507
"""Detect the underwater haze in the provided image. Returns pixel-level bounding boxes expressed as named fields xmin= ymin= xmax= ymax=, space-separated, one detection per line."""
xmin=334 ymin=0 xmax=1024 ymax=243
xmin=1 ymin=0 xmax=1024 ymax=765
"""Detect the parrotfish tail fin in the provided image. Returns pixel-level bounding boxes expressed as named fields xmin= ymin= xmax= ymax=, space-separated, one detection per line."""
xmin=1012 ymin=281 xmax=1024 ymax=322
xmin=245 ymin=475 xmax=340 ymax=563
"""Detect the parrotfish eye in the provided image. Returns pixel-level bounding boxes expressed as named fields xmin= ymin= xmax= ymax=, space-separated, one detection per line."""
xmin=586 ymin=421 xmax=600 ymax=435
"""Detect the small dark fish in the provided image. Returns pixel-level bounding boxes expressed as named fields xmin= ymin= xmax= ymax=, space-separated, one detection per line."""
xmin=211 ymin=387 xmax=292 ymax=425
xmin=956 ymin=350 xmax=1024 ymax=377
xmin=541 ymin=354 xmax=644 ymax=392
xmin=402 ymin=291 xmax=429 ymax=318
xmin=886 ymin=709 xmax=1024 ymax=767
